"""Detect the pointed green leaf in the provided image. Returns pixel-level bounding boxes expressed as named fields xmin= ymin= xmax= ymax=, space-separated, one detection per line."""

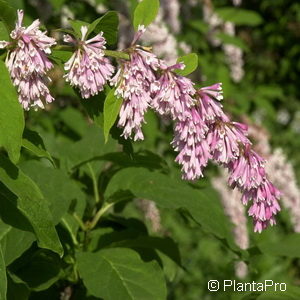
xmin=89 ymin=11 xmax=119 ymax=45
xmin=257 ymin=286 xmax=300 ymax=300
xmin=133 ymin=0 xmax=159 ymax=30
xmin=20 ymin=160 xmax=85 ymax=225
xmin=0 ymin=61 xmax=24 ymax=164
xmin=6 ymin=275 xmax=29 ymax=300
xmin=76 ymin=248 xmax=167 ymax=300
xmin=48 ymin=0 xmax=66 ymax=11
xmin=22 ymin=130 xmax=54 ymax=165
xmin=0 ymin=220 xmax=35 ymax=266
xmin=69 ymin=19 xmax=89 ymax=38
xmin=81 ymin=92 xmax=105 ymax=128
xmin=0 ymin=21 xmax=9 ymax=40
xmin=0 ymin=0 xmax=16 ymax=32
xmin=215 ymin=32 xmax=249 ymax=52
xmin=0 ymin=154 xmax=63 ymax=256
xmin=51 ymin=49 xmax=72 ymax=64
xmin=216 ymin=8 xmax=263 ymax=26
xmin=0 ymin=247 xmax=6 ymax=300
xmin=105 ymin=168 xmax=235 ymax=246
xmin=9 ymin=250 xmax=62 ymax=291
xmin=103 ymin=88 xmax=122 ymax=143
xmin=175 ymin=53 xmax=199 ymax=76
xmin=258 ymin=233 xmax=300 ymax=258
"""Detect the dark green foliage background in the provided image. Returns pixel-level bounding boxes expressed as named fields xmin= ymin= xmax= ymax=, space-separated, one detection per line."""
xmin=0 ymin=0 xmax=300 ymax=299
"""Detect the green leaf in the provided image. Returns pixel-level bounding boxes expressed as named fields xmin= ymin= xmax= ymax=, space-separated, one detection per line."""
xmin=60 ymin=107 xmax=89 ymax=137
xmin=0 ymin=21 xmax=8 ymax=40
xmin=69 ymin=19 xmax=89 ymax=38
xmin=111 ymin=236 xmax=181 ymax=267
xmin=256 ymin=85 xmax=284 ymax=99
xmin=103 ymin=88 xmax=122 ymax=143
xmin=48 ymin=0 xmax=66 ymax=11
xmin=0 ymin=154 xmax=63 ymax=256
xmin=0 ymin=0 xmax=16 ymax=32
xmin=0 ymin=220 xmax=35 ymax=266
xmin=0 ymin=61 xmax=24 ymax=164
xmin=22 ymin=130 xmax=54 ymax=165
xmin=6 ymin=275 xmax=29 ymax=300
xmin=175 ymin=53 xmax=199 ymax=76
xmin=89 ymin=11 xmax=119 ymax=45
xmin=216 ymin=8 xmax=263 ymax=26
xmin=0 ymin=247 xmax=7 ymax=300
xmin=133 ymin=0 xmax=159 ymax=30
xmin=51 ymin=50 xmax=72 ymax=64
xmin=105 ymin=168 xmax=235 ymax=245
xmin=256 ymin=286 xmax=300 ymax=300
xmin=99 ymin=151 xmax=167 ymax=171
xmin=80 ymin=92 xmax=105 ymax=128
xmin=215 ymin=33 xmax=249 ymax=52
xmin=9 ymin=250 xmax=61 ymax=291
xmin=1 ymin=0 xmax=23 ymax=10
xmin=42 ymin=125 xmax=117 ymax=169
xmin=76 ymin=248 xmax=167 ymax=300
xmin=61 ymin=193 xmax=86 ymax=245
xmin=258 ymin=233 xmax=300 ymax=258
xmin=20 ymin=160 xmax=85 ymax=225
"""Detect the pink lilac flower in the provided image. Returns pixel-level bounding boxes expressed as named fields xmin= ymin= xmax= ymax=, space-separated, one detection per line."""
xmin=197 ymin=83 xmax=229 ymax=122
xmin=207 ymin=121 xmax=250 ymax=164
xmin=152 ymin=63 xmax=196 ymax=120
xmin=167 ymin=82 xmax=226 ymax=180
xmin=16 ymin=75 xmax=54 ymax=110
xmin=172 ymin=113 xmax=211 ymax=180
xmin=227 ymin=144 xmax=266 ymax=190
xmin=244 ymin=180 xmax=281 ymax=232
xmin=64 ymin=26 xmax=114 ymax=98
xmin=111 ymin=25 xmax=162 ymax=140
xmin=152 ymin=63 xmax=210 ymax=179
xmin=0 ymin=10 xmax=56 ymax=109
xmin=224 ymin=144 xmax=281 ymax=232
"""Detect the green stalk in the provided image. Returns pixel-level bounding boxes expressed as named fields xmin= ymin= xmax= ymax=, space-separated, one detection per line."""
xmin=73 ymin=212 xmax=87 ymax=231
xmin=104 ymin=50 xmax=129 ymax=60
xmin=53 ymin=45 xmax=129 ymax=60
xmin=87 ymin=163 xmax=100 ymax=204
xmin=88 ymin=202 xmax=115 ymax=230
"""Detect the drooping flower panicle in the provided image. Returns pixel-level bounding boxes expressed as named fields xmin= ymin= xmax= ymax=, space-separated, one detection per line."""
xmin=64 ymin=26 xmax=114 ymax=99
xmin=0 ymin=10 xmax=56 ymax=110
xmin=152 ymin=62 xmax=281 ymax=232
xmin=111 ymin=25 xmax=163 ymax=141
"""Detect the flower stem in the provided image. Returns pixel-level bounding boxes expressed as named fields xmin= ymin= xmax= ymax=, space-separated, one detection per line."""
xmin=104 ymin=50 xmax=129 ymax=60
xmin=52 ymin=45 xmax=129 ymax=60
xmin=73 ymin=212 xmax=87 ymax=231
xmin=87 ymin=202 xmax=115 ymax=230
xmin=53 ymin=45 xmax=74 ymax=51
xmin=87 ymin=163 xmax=100 ymax=204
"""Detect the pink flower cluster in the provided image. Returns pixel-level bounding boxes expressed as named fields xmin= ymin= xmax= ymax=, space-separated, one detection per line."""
xmin=64 ymin=26 xmax=114 ymax=98
xmin=0 ymin=10 xmax=56 ymax=110
xmin=111 ymin=25 xmax=163 ymax=140
xmin=0 ymin=10 xmax=115 ymax=109
xmin=151 ymin=64 xmax=280 ymax=232
xmin=0 ymin=11 xmax=281 ymax=232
